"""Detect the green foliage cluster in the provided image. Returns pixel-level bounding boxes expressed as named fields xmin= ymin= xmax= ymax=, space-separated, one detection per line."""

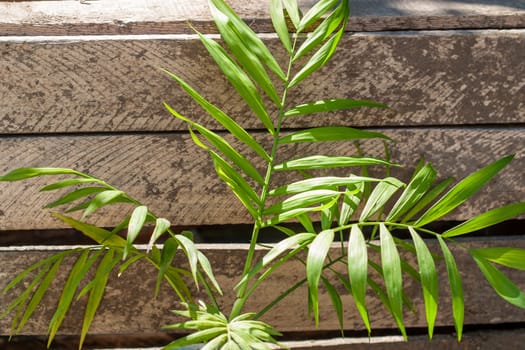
xmin=1 ymin=0 xmax=525 ymax=349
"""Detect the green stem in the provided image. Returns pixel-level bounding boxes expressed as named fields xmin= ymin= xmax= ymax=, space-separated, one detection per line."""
xmin=231 ymin=35 xmax=299 ymax=319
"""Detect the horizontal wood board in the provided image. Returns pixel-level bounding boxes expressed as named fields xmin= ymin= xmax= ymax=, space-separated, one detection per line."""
xmin=1 ymin=0 xmax=525 ymax=35
xmin=0 ymin=30 xmax=524 ymax=134
xmin=1 ymin=238 xmax=524 ymax=336
xmin=0 ymin=128 xmax=523 ymax=230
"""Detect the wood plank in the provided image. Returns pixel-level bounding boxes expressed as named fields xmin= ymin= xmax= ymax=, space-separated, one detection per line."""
xmin=0 ymin=128 xmax=523 ymax=230
xmin=1 ymin=0 xmax=524 ymax=35
xmin=1 ymin=238 xmax=524 ymax=336
xmin=1 ymin=31 xmax=524 ymax=134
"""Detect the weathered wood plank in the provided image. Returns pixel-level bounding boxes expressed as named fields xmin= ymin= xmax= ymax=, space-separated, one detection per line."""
xmin=1 ymin=31 xmax=524 ymax=134
xmin=0 ymin=128 xmax=523 ymax=230
xmin=1 ymin=0 xmax=524 ymax=35
xmin=1 ymin=238 xmax=524 ymax=336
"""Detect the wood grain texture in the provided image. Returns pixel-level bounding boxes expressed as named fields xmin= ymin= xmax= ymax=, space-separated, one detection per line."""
xmin=0 ymin=128 xmax=523 ymax=230
xmin=1 ymin=31 xmax=524 ymax=134
xmin=1 ymin=0 xmax=525 ymax=35
xmin=1 ymin=238 xmax=524 ymax=336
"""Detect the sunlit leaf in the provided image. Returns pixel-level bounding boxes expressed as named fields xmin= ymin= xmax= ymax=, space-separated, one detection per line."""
xmin=470 ymin=247 xmax=525 ymax=271
xmin=306 ymin=229 xmax=334 ymax=325
xmin=443 ymin=202 xmax=525 ymax=238
xmin=263 ymin=189 xmax=340 ymax=215
xmin=471 ymin=252 xmax=525 ymax=308
xmin=347 ymin=225 xmax=370 ymax=333
xmin=163 ymin=71 xmax=270 ymax=162
xmin=416 ymin=156 xmax=514 ymax=227
xmin=165 ymin=103 xmax=264 ymax=185
xmin=210 ymin=1 xmax=281 ymax=105
xmin=208 ymin=0 xmax=286 ymax=80
xmin=147 ymin=218 xmax=171 ymax=253
xmin=387 ymin=163 xmax=437 ymax=222
xmin=298 ymin=0 xmax=340 ymax=32
xmin=195 ymin=31 xmax=274 ymax=134
xmin=289 ymin=26 xmax=344 ymax=88
xmin=269 ymin=175 xmax=379 ymax=196
xmin=282 ymin=0 xmax=301 ymax=28
xmin=437 ymin=236 xmax=463 ymax=341
xmin=43 ymin=187 xmax=106 ymax=209
xmin=278 ymin=127 xmax=390 ymax=144
xmin=339 ymin=183 xmax=363 ymax=226
xmin=51 ymin=213 xmax=126 ymax=247
xmin=270 ymin=0 xmax=292 ymax=53
xmin=82 ymin=190 xmax=125 ymax=219
xmin=39 ymin=178 xmax=100 ymax=192
xmin=176 ymin=233 xmax=200 ymax=286
xmin=359 ymin=177 xmax=404 ymax=221
xmin=124 ymin=205 xmax=148 ymax=260
xmin=284 ymin=99 xmax=387 ymax=118
xmin=0 ymin=167 xmax=84 ymax=181
xmin=274 ymin=155 xmax=395 ymax=171
xmin=402 ymin=177 xmax=454 ymax=223
xmin=409 ymin=227 xmax=438 ymax=339
xmin=379 ymin=224 xmax=405 ymax=338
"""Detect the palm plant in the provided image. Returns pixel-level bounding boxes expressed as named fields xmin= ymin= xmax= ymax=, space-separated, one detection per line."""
xmin=2 ymin=0 xmax=525 ymax=349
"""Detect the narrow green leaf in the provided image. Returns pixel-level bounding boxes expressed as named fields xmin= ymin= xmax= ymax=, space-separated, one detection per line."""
xmin=51 ymin=213 xmax=126 ymax=247
xmin=40 ymin=178 xmax=100 ymax=192
xmin=289 ymin=26 xmax=344 ymax=88
xmin=80 ymin=248 xmax=121 ymax=348
xmin=270 ymin=0 xmax=292 ymax=53
xmin=124 ymin=205 xmax=148 ymax=260
xmin=470 ymin=247 xmax=525 ymax=271
xmin=387 ymin=164 xmax=437 ymax=222
xmin=162 ymin=71 xmax=270 ymax=162
xmin=359 ymin=177 xmax=404 ymax=221
xmin=379 ymin=224 xmax=405 ymax=338
xmin=208 ymin=0 xmax=286 ymax=80
xmin=297 ymin=213 xmax=316 ymax=233
xmin=176 ymin=234 xmax=200 ymax=286
xmin=293 ymin=3 xmax=345 ymax=61
xmin=47 ymin=249 xmax=95 ymax=347
xmin=147 ymin=218 xmax=171 ymax=253
xmin=263 ymin=189 xmax=340 ymax=215
xmin=164 ymin=327 xmax=227 ymax=348
xmin=165 ymin=103 xmax=264 ymax=185
xmin=0 ymin=167 xmax=84 ymax=181
xmin=274 ymin=155 xmax=395 ymax=171
xmin=306 ymin=229 xmax=334 ymax=326
xmin=211 ymin=154 xmax=259 ymax=218
xmin=195 ymin=31 xmax=274 ymax=134
xmin=471 ymin=252 xmax=525 ymax=308
xmin=402 ymin=177 xmax=454 ymax=223
xmin=210 ymin=1 xmax=281 ymax=105
xmin=298 ymin=0 xmax=340 ymax=32
xmin=347 ymin=225 xmax=370 ymax=334
xmin=156 ymin=237 xmax=179 ymax=298
xmin=443 ymin=202 xmax=525 ymax=238
xmin=282 ymin=0 xmax=301 ymax=29
xmin=197 ymin=251 xmax=223 ymax=294
xmin=263 ymin=200 xmax=335 ymax=227
xmin=15 ymin=256 xmax=64 ymax=332
xmin=437 ymin=236 xmax=464 ymax=341
xmin=416 ymin=156 xmax=514 ymax=227
xmin=279 ymin=127 xmax=391 ymax=144
xmin=269 ymin=175 xmax=379 ymax=196
xmin=284 ymin=99 xmax=387 ymax=118
xmin=82 ymin=190 xmax=124 ymax=218
xmin=408 ymin=227 xmax=438 ymax=339
xmin=321 ymin=277 xmax=344 ymax=333
xmin=44 ymin=187 xmax=106 ymax=209
xmin=339 ymin=183 xmax=363 ymax=226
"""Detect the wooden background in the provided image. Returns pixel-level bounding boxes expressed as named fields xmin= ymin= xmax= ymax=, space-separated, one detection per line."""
xmin=0 ymin=0 xmax=524 ymax=349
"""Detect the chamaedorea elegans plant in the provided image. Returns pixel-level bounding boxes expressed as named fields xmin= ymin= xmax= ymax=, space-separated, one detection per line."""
xmin=2 ymin=0 xmax=525 ymax=349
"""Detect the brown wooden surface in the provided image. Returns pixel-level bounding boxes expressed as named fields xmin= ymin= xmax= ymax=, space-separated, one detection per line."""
xmin=1 ymin=0 xmax=524 ymax=36
xmin=0 ymin=30 xmax=524 ymax=134
xmin=0 ymin=128 xmax=523 ymax=230
xmin=1 ymin=238 xmax=524 ymax=336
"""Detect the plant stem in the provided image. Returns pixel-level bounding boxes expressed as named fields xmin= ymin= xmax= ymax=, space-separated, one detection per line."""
xmin=231 ymin=34 xmax=299 ymax=319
